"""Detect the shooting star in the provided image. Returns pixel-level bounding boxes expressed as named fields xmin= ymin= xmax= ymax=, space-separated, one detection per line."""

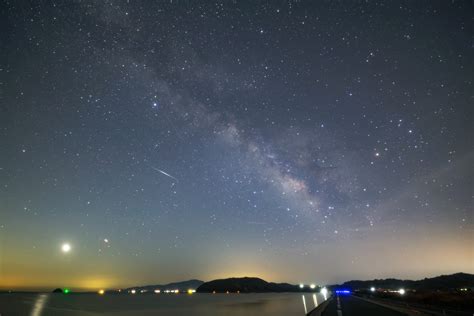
xmin=152 ymin=167 xmax=178 ymax=182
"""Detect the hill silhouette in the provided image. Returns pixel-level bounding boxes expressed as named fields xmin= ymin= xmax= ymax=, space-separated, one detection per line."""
xmin=332 ymin=273 xmax=474 ymax=290
xmin=125 ymin=279 xmax=203 ymax=292
xmin=196 ymin=277 xmax=303 ymax=293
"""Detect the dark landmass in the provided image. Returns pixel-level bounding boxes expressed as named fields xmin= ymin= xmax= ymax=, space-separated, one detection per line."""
xmin=196 ymin=277 xmax=308 ymax=293
xmin=124 ymin=279 xmax=204 ymax=292
xmin=331 ymin=273 xmax=474 ymax=313
xmin=331 ymin=273 xmax=474 ymax=291
xmin=52 ymin=288 xmax=63 ymax=293
xmin=363 ymin=290 xmax=474 ymax=312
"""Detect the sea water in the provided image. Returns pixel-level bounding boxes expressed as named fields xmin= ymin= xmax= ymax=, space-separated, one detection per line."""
xmin=0 ymin=292 xmax=326 ymax=316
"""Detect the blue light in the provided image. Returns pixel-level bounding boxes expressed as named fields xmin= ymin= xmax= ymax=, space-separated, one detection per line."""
xmin=335 ymin=290 xmax=351 ymax=294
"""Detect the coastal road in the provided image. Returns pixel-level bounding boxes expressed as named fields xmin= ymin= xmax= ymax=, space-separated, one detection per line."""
xmin=321 ymin=294 xmax=407 ymax=316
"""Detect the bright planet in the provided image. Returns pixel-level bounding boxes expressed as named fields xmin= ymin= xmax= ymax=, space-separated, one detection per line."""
xmin=61 ymin=243 xmax=71 ymax=253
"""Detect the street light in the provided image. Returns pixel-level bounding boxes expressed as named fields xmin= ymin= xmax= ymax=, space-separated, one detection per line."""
xmin=299 ymin=284 xmax=304 ymax=289
xmin=321 ymin=287 xmax=328 ymax=300
xmin=370 ymin=287 xmax=375 ymax=292
xmin=310 ymin=284 xmax=316 ymax=289
xmin=399 ymin=288 xmax=405 ymax=295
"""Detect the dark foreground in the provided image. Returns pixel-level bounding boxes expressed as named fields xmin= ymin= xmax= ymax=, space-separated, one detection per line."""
xmin=321 ymin=295 xmax=405 ymax=316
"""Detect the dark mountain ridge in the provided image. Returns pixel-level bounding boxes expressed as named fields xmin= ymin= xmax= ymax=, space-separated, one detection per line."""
xmin=196 ymin=277 xmax=303 ymax=293
xmin=332 ymin=273 xmax=474 ymax=290
xmin=124 ymin=279 xmax=204 ymax=292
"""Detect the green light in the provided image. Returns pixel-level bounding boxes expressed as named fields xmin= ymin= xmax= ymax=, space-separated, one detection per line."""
xmin=64 ymin=288 xmax=70 ymax=294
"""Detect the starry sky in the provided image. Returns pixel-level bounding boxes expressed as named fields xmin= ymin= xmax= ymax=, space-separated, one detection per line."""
xmin=1 ymin=1 xmax=472 ymax=291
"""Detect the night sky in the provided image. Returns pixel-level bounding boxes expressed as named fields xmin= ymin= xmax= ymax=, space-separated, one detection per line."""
xmin=1 ymin=1 xmax=472 ymax=291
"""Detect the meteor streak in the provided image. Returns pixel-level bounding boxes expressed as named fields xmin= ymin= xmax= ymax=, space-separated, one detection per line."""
xmin=152 ymin=166 xmax=178 ymax=182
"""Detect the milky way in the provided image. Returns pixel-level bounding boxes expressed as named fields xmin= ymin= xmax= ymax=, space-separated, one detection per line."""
xmin=0 ymin=1 xmax=472 ymax=290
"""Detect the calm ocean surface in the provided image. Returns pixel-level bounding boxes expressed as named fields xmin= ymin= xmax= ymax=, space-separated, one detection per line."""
xmin=0 ymin=293 xmax=326 ymax=316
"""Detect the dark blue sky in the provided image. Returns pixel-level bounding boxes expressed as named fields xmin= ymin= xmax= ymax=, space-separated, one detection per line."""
xmin=1 ymin=1 xmax=472 ymax=290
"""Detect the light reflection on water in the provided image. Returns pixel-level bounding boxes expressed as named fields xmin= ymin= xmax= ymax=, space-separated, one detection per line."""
xmin=302 ymin=293 xmax=326 ymax=315
xmin=30 ymin=294 xmax=49 ymax=316
xmin=302 ymin=295 xmax=308 ymax=314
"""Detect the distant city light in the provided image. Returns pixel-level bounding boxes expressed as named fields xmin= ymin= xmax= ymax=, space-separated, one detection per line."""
xmin=130 ymin=289 xmax=136 ymax=294
xmin=370 ymin=287 xmax=375 ymax=292
xmin=399 ymin=288 xmax=405 ymax=295
xmin=154 ymin=289 xmax=160 ymax=294
xmin=98 ymin=289 xmax=105 ymax=295
xmin=299 ymin=284 xmax=304 ymax=289
xmin=310 ymin=284 xmax=316 ymax=289
xmin=187 ymin=289 xmax=196 ymax=294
